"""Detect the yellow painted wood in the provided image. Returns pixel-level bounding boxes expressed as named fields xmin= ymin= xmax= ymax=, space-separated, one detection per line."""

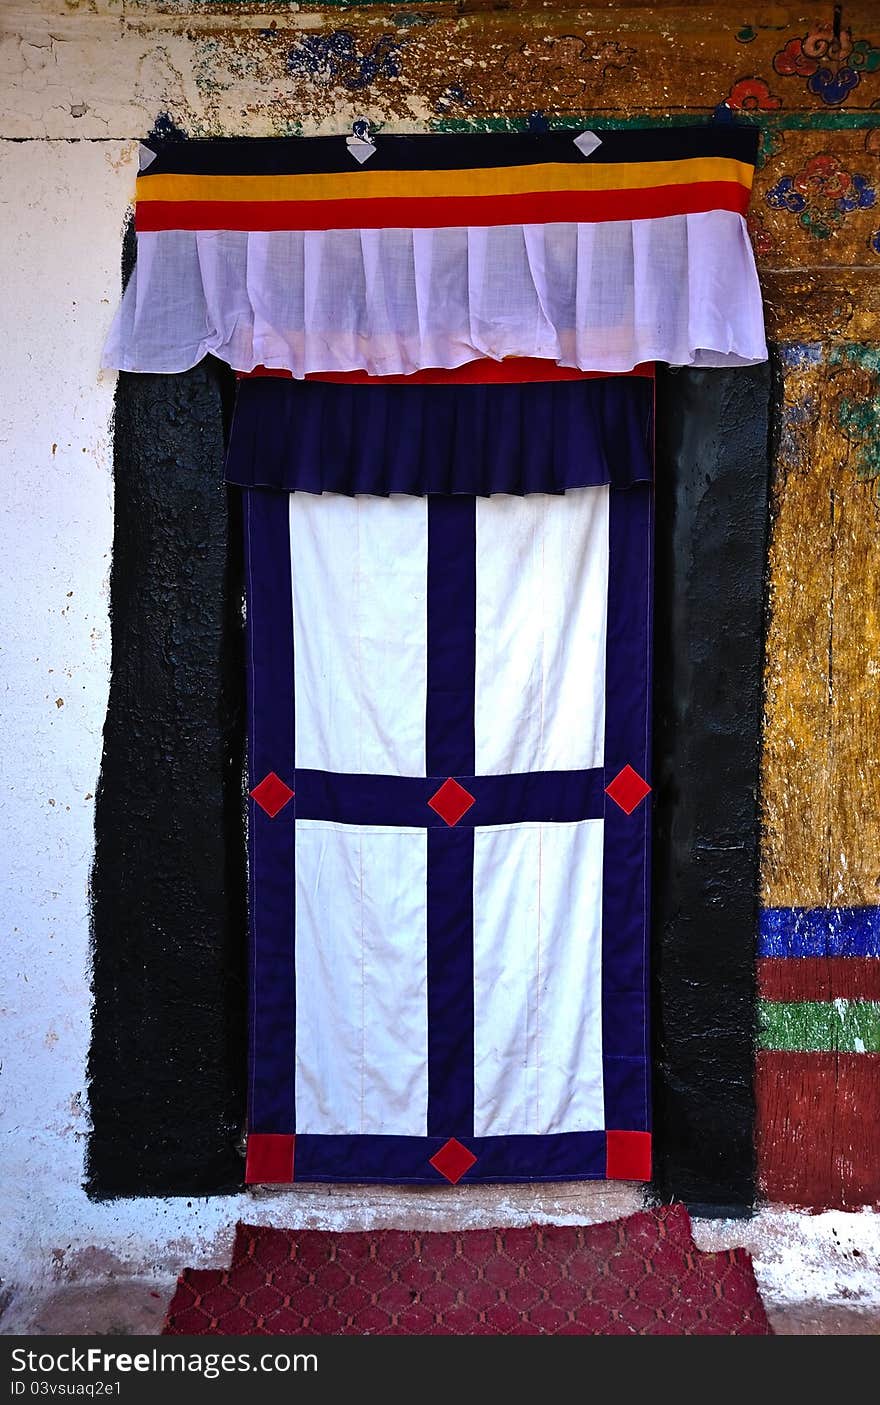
xmin=761 ymin=351 xmax=834 ymax=908
xmin=761 ymin=346 xmax=880 ymax=907
xmin=826 ymin=355 xmax=880 ymax=905
xmin=763 ymin=272 xmax=880 ymax=345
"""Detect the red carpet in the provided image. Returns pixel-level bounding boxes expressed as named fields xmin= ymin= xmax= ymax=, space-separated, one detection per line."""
xmin=163 ymin=1205 xmax=771 ymax=1335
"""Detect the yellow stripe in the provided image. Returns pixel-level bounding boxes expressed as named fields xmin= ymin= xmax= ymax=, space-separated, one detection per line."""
xmin=136 ymin=158 xmax=754 ymax=204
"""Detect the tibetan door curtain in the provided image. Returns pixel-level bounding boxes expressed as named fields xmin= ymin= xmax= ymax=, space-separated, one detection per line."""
xmin=103 ymin=126 xmax=766 ymax=1187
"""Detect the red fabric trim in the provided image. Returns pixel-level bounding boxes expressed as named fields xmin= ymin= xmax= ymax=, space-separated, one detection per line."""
xmin=604 ymin=764 xmax=652 ymax=816
xmin=249 ymin=771 xmax=294 ymax=818
xmin=428 ymin=1137 xmax=478 ymax=1184
xmin=606 ymin=1130 xmax=652 ymax=1181
xmin=245 ymin=1133 xmax=295 ymax=1184
xmin=758 ymin=956 xmax=880 ymax=1002
xmin=135 ymin=182 xmax=751 ymax=232
xmin=238 ymin=360 xmax=656 ymax=385
xmin=426 ymin=777 xmax=476 ymax=828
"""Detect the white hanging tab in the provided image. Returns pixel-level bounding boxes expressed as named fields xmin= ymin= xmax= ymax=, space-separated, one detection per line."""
xmin=346 ymin=119 xmax=377 ymax=165
xmin=573 ymin=131 xmax=602 ymax=159
xmin=138 ymin=143 xmax=158 ymax=172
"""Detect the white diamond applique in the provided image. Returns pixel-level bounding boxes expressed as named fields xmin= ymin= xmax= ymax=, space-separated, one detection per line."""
xmin=346 ymin=136 xmax=377 ymax=164
xmin=573 ymin=131 xmax=602 ymax=159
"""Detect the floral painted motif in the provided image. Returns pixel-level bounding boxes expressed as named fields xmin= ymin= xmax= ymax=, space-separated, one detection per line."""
xmin=773 ymin=24 xmax=880 ymax=105
xmin=767 ymin=153 xmax=877 ymax=238
xmin=870 ymin=230 xmax=880 ymax=255
xmin=726 ymin=76 xmax=782 ymax=111
xmin=287 ymin=30 xmax=406 ymax=92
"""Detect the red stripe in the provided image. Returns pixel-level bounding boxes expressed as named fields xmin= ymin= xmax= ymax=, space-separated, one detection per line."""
xmin=758 ymin=956 xmax=880 ymax=1002
xmin=757 ymin=1052 xmax=880 ymax=1209
xmin=135 ymin=182 xmax=750 ymax=232
xmin=238 ymin=359 xmax=656 ymax=385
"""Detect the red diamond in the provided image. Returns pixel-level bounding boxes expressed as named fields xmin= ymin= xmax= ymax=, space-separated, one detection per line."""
xmin=427 ymin=778 xmax=476 ymax=827
xmin=250 ymin=771 xmax=294 ymax=818
xmin=429 ymin=1138 xmax=477 ymax=1184
xmin=605 ymin=764 xmax=651 ymax=816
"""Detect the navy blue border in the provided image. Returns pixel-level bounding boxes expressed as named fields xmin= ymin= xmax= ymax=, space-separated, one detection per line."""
xmin=294 ymin=1130 xmax=607 ymax=1184
xmin=144 ymin=127 xmax=759 ymax=179
xmin=427 ymin=827 xmax=475 ymax=1139
xmin=602 ymin=483 xmax=653 ymax=1132
xmin=426 ymin=497 xmax=476 ymax=1136
xmin=294 ymin=767 xmax=604 ymax=827
xmin=426 ymin=497 xmax=476 ymax=776
xmin=244 ymin=488 xmax=297 ymax=1136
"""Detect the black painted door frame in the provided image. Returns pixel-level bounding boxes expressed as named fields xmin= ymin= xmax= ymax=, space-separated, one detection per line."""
xmin=88 ymin=356 xmax=770 ymax=1211
xmin=652 ymin=364 xmax=770 ymax=1214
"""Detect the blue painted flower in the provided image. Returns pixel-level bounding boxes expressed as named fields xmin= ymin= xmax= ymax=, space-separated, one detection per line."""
xmin=766 ymin=176 xmax=807 ymax=213
xmin=435 ymin=82 xmax=473 ymax=112
xmin=780 ymin=345 xmax=824 ymax=370
xmin=838 ymin=173 xmax=877 ymax=212
xmin=870 ymin=230 xmax=880 ymax=255
xmin=288 ymin=30 xmax=404 ymax=91
xmin=351 ymin=35 xmax=404 ymax=90
xmin=806 ymin=65 xmax=860 ymax=104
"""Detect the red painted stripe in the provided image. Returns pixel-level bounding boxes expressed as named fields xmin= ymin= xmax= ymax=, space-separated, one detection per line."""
xmin=135 ymin=181 xmax=751 ymax=232
xmin=238 ymin=360 xmax=656 ymax=385
xmin=756 ymin=1051 xmax=880 ymax=1210
xmin=757 ymin=957 xmax=880 ymax=1002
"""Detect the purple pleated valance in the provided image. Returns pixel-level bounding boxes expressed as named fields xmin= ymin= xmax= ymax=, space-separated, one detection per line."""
xmin=225 ymin=375 xmax=654 ymax=497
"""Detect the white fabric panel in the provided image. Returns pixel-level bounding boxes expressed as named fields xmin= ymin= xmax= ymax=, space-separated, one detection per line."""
xmin=472 ymin=819 xmax=605 ymax=1137
xmin=289 ymin=492 xmax=427 ymax=776
xmin=475 ymin=486 xmax=608 ymax=775
xmin=294 ymin=820 xmax=429 ymax=1136
xmin=102 ymin=212 xmax=767 ymax=374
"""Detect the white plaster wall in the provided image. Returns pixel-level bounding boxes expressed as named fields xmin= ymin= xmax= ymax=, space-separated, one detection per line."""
xmin=0 ymin=3 xmax=877 ymax=1316
xmin=0 ymin=137 xmax=126 ymax=1285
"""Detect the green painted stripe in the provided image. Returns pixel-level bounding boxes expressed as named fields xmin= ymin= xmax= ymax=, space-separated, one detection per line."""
xmin=758 ymin=1000 xmax=880 ymax=1053
xmin=761 ymin=111 xmax=880 ymax=132
xmin=428 ymin=112 xmax=880 ymax=135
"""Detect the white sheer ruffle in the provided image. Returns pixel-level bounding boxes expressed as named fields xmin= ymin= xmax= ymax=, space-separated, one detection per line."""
xmin=102 ymin=211 xmax=767 ymax=376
